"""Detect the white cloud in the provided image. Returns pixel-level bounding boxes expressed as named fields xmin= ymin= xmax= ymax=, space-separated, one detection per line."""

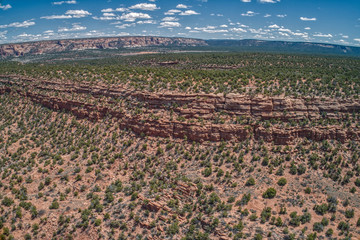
xmin=354 ymin=39 xmax=360 ymax=42
xmin=0 ymin=4 xmax=11 ymax=10
xmin=58 ymin=23 xmax=86 ymax=32
xmin=342 ymin=35 xmax=349 ymax=39
xmin=120 ymin=12 xmax=152 ymax=22
xmin=129 ymin=3 xmax=159 ymax=11
xmin=193 ymin=26 xmax=228 ymax=33
xmin=93 ymin=16 xmax=118 ymax=21
xmin=160 ymin=21 xmax=181 ymax=28
xmin=268 ymin=24 xmax=280 ymax=28
xmin=211 ymin=13 xmax=223 ymax=17
xmin=313 ymin=33 xmax=333 ymax=38
xmin=52 ymin=0 xmax=76 ymax=5
xmin=237 ymin=23 xmax=249 ymax=28
xmin=185 ymin=27 xmax=191 ymax=30
xmin=41 ymin=15 xmax=73 ymax=19
xmin=259 ymin=0 xmax=280 ymax=3
xmin=220 ymin=24 xmax=228 ymax=28
xmin=279 ymin=32 xmax=289 ymax=37
xmin=164 ymin=9 xmax=181 ymax=15
xmin=115 ymin=8 xmax=127 ymax=12
xmin=17 ymin=33 xmax=39 ymax=38
xmin=230 ymin=27 xmax=247 ymax=33
xmin=241 ymin=11 xmax=258 ymax=17
xmin=44 ymin=30 xmax=54 ymax=34
xmin=264 ymin=14 xmax=271 ymax=17
xmin=0 ymin=20 xmax=35 ymax=29
xmin=162 ymin=17 xmax=179 ymax=22
xmin=176 ymin=4 xmax=188 ymax=9
xmin=277 ymin=14 xmax=286 ymax=18
xmin=0 ymin=30 xmax=7 ymax=39
xmin=300 ymin=17 xmax=317 ymax=21
xmin=241 ymin=0 xmax=251 ymax=2
xmin=304 ymin=27 xmax=311 ymax=30
xmin=101 ymin=8 xmax=114 ymax=12
xmin=137 ymin=20 xmax=156 ymax=24
xmin=180 ymin=10 xmax=200 ymax=15
xmin=204 ymin=29 xmax=228 ymax=33
xmin=65 ymin=10 xmax=92 ymax=18
xmin=103 ymin=13 xmax=115 ymax=17
xmin=101 ymin=8 xmax=127 ymax=12
xmin=115 ymin=23 xmax=136 ymax=29
xmin=278 ymin=27 xmax=291 ymax=33
xmin=292 ymin=32 xmax=308 ymax=38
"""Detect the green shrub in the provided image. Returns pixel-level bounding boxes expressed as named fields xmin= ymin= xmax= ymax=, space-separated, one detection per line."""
xmin=49 ymin=200 xmax=59 ymax=209
xmin=262 ymin=188 xmax=276 ymax=199
xmin=277 ymin=178 xmax=287 ymax=186
xmin=245 ymin=177 xmax=256 ymax=186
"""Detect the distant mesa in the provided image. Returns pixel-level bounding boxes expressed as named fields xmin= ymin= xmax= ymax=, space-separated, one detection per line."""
xmin=0 ymin=36 xmax=207 ymax=58
xmin=1 ymin=36 xmax=360 ymax=58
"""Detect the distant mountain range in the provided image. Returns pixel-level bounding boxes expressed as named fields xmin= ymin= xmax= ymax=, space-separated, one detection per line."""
xmin=206 ymin=39 xmax=360 ymax=56
xmin=1 ymin=36 xmax=359 ymax=58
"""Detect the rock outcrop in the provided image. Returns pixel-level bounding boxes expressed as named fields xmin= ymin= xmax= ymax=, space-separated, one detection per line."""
xmin=0 ymin=36 xmax=207 ymax=58
xmin=0 ymin=75 xmax=359 ymax=144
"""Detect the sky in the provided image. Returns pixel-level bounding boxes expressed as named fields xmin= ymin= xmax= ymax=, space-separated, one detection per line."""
xmin=0 ymin=0 xmax=359 ymax=46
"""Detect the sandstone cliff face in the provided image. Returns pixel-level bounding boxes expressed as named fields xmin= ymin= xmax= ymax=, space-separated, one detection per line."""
xmin=1 ymin=75 xmax=359 ymax=144
xmin=0 ymin=36 xmax=208 ymax=58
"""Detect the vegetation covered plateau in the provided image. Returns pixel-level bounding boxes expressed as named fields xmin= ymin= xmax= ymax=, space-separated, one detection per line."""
xmin=0 ymin=50 xmax=359 ymax=240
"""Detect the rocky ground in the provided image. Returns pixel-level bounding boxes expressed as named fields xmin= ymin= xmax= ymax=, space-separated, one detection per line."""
xmin=0 ymin=73 xmax=359 ymax=239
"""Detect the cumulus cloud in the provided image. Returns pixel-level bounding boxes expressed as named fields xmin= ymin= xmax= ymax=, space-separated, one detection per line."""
xmin=300 ymin=17 xmax=317 ymax=21
xmin=101 ymin=8 xmax=126 ymax=12
xmin=164 ymin=9 xmax=181 ymax=15
xmin=129 ymin=3 xmax=159 ymax=11
xmin=0 ymin=4 xmax=11 ymax=10
xmin=264 ymin=14 xmax=271 ymax=17
xmin=354 ymin=39 xmax=360 ymax=42
xmin=179 ymin=10 xmax=200 ymax=15
xmin=52 ymin=0 xmax=77 ymax=5
xmin=268 ymin=24 xmax=280 ymax=28
xmin=241 ymin=11 xmax=258 ymax=17
xmin=160 ymin=21 xmax=181 ymax=28
xmin=58 ymin=23 xmax=86 ymax=32
xmin=137 ymin=20 xmax=156 ymax=24
xmin=304 ymin=27 xmax=311 ymax=30
xmin=193 ymin=26 xmax=228 ymax=33
xmin=41 ymin=15 xmax=73 ymax=19
xmin=231 ymin=27 xmax=247 ymax=33
xmin=162 ymin=17 xmax=179 ymax=21
xmin=65 ymin=10 xmax=92 ymax=18
xmin=0 ymin=20 xmax=35 ymax=29
xmin=120 ymin=12 xmax=152 ymax=22
xmin=17 ymin=33 xmax=39 ymax=38
xmin=176 ymin=4 xmax=188 ymax=8
xmin=103 ymin=13 xmax=115 ymax=17
xmin=278 ymin=27 xmax=291 ymax=33
xmin=241 ymin=0 xmax=251 ymax=2
xmin=313 ymin=33 xmax=333 ymax=38
xmin=277 ymin=14 xmax=286 ymax=18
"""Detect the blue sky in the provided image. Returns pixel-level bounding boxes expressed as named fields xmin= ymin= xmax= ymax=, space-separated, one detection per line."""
xmin=0 ymin=0 xmax=359 ymax=46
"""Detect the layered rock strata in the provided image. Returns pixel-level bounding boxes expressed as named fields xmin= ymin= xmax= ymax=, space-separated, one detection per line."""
xmin=0 ymin=75 xmax=359 ymax=144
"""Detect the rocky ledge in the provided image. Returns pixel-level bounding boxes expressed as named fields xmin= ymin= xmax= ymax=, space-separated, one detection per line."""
xmin=0 ymin=75 xmax=359 ymax=144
